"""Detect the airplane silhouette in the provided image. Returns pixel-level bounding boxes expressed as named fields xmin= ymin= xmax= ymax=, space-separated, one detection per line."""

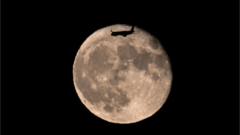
xmin=111 ymin=25 xmax=135 ymax=37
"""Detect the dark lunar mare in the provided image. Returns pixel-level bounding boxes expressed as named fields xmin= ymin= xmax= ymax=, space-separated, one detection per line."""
xmin=117 ymin=44 xmax=168 ymax=82
xmin=117 ymin=44 xmax=138 ymax=61
xmin=149 ymin=38 xmax=160 ymax=49
xmin=133 ymin=51 xmax=153 ymax=71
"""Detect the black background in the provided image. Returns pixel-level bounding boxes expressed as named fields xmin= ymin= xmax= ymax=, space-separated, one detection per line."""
xmin=2 ymin=0 xmax=239 ymax=134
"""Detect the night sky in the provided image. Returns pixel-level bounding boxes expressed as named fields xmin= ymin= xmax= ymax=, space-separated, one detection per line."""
xmin=2 ymin=0 xmax=238 ymax=134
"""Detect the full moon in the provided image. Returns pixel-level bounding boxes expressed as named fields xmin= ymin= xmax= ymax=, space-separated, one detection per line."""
xmin=73 ymin=24 xmax=172 ymax=124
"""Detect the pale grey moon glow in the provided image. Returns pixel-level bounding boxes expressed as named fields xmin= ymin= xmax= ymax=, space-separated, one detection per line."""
xmin=73 ymin=24 xmax=172 ymax=124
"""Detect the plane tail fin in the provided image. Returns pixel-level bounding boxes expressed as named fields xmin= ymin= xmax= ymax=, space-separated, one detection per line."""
xmin=130 ymin=25 xmax=135 ymax=32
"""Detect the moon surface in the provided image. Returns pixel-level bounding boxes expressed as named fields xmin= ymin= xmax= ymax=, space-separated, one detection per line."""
xmin=73 ymin=24 xmax=172 ymax=124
